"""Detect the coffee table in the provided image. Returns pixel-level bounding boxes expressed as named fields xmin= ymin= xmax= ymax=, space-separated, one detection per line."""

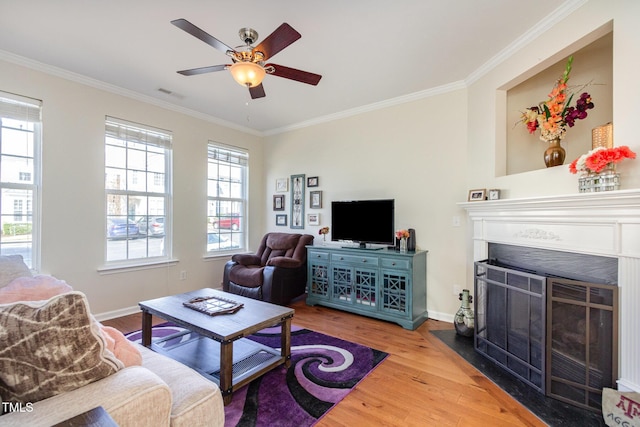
xmin=138 ymin=288 xmax=294 ymax=405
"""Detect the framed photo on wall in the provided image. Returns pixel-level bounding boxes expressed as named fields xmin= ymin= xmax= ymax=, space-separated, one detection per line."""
xmin=275 ymin=178 xmax=288 ymax=193
xmin=276 ymin=214 xmax=287 ymax=226
xmin=307 ymin=176 xmax=319 ymax=187
xmin=308 ymin=213 xmax=320 ymax=226
xmin=468 ymin=189 xmax=486 ymax=201
xmin=290 ymin=174 xmax=305 ymax=229
xmin=310 ymin=191 xmax=322 ymax=209
xmin=273 ymin=194 xmax=285 ymax=211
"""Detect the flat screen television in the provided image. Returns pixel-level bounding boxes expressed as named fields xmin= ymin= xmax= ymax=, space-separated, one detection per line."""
xmin=331 ymin=199 xmax=395 ymax=248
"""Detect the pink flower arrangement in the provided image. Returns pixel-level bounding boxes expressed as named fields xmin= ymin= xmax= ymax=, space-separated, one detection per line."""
xmin=395 ymin=229 xmax=409 ymax=240
xmin=569 ymin=146 xmax=636 ymax=174
xmin=521 ymin=56 xmax=595 ymax=142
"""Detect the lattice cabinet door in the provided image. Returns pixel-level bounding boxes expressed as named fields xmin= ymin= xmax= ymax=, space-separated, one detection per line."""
xmin=380 ymin=269 xmax=410 ymax=316
xmin=352 ymin=267 xmax=377 ymax=310
xmin=332 ymin=265 xmax=353 ymax=303
xmin=308 ymin=261 xmax=329 ymax=300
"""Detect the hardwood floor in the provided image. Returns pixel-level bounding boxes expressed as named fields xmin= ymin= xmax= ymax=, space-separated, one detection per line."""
xmin=103 ymin=298 xmax=546 ymax=427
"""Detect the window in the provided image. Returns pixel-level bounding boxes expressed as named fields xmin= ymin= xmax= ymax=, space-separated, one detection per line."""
xmin=0 ymin=92 xmax=41 ymax=269
xmin=105 ymin=117 xmax=172 ymax=263
xmin=207 ymin=143 xmax=247 ymax=253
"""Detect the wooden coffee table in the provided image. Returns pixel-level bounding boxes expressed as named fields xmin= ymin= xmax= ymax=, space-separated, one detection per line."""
xmin=138 ymin=288 xmax=294 ymax=405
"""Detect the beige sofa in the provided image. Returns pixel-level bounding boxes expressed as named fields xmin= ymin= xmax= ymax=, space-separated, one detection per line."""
xmin=0 ymin=256 xmax=224 ymax=426
xmin=1 ymin=345 xmax=224 ymax=426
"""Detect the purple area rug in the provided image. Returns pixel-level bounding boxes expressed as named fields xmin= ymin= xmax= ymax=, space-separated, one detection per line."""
xmin=126 ymin=323 xmax=388 ymax=427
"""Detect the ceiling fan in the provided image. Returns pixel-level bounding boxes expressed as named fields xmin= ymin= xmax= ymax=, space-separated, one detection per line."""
xmin=171 ymin=19 xmax=322 ymax=99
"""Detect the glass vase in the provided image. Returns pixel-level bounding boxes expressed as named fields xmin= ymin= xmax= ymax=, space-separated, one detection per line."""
xmin=399 ymin=238 xmax=407 ymax=253
xmin=578 ymin=163 xmax=620 ymax=193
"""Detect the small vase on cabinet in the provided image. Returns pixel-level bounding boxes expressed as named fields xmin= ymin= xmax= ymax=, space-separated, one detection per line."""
xmin=399 ymin=238 xmax=407 ymax=253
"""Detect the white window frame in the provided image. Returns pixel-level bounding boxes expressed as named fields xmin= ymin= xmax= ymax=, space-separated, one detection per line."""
xmin=0 ymin=92 xmax=42 ymax=271
xmin=206 ymin=142 xmax=248 ymax=255
xmin=104 ymin=117 xmax=172 ymax=267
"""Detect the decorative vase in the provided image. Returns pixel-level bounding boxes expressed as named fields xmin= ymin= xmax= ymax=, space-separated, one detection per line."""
xmin=454 ymin=289 xmax=474 ymax=337
xmin=399 ymin=238 xmax=407 ymax=253
xmin=407 ymin=228 xmax=416 ymax=251
xmin=578 ymin=163 xmax=620 ymax=193
xmin=543 ymin=138 xmax=566 ymax=167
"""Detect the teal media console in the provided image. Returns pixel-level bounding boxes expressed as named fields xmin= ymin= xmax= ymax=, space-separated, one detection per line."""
xmin=306 ymin=245 xmax=428 ymax=330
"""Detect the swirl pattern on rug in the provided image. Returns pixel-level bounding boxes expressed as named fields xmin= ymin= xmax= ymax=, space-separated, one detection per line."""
xmin=127 ymin=323 xmax=387 ymax=427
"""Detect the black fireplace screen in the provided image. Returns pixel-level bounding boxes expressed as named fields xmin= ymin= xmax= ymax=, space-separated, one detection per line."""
xmin=474 ymin=259 xmax=618 ymax=413
xmin=547 ymin=277 xmax=618 ymax=412
xmin=474 ymin=261 xmax=546 ymax=393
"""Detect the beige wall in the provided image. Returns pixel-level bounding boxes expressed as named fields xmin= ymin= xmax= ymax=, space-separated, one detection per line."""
xmin=0 ymin=0 xmax=638 ymax=324
xmin=263 ymin=90 xmax=469 ymax=320
xmin=0 ymin=59 xmax=263 ymax=316
xmin=468 ymin=0 xmax=640 ymax=199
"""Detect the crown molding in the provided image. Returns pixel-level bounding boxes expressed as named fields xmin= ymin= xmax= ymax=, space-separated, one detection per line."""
xmin=465 ymin=0 xmax=588 ymax=86
xmin=264 ymin=80 xmax=467 ymax=136
xmin=0 ymin=50 xmax=262 ymax=137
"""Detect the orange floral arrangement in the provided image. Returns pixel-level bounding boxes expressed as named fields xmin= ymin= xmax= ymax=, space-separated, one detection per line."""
xmin=395 ymin=229 xmax=409 ymax=240
xmin=521 ymin=56 xmax=594 ymax=142
xmin=569 ymin=146 xmax=636 ymax=174
xmin=318 ymin=226 xmax=329 ymax=235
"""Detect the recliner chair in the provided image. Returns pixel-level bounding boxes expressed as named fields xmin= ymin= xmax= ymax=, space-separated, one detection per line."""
xmin=222 ymin=232 xmax=314 ymax=305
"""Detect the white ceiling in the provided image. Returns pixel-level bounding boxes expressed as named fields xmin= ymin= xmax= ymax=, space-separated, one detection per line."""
xmin=0 ymin=0 xmax=575 ymax=135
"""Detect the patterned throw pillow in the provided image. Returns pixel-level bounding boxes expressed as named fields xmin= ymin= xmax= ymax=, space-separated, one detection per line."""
xmin=0 ymin=292 xmax=123 ymax=404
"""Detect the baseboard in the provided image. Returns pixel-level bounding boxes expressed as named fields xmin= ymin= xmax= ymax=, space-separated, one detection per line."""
xmin=94 ymin=305 xmax=140 ymax=322
xmin=427 ymin=310 xmax=454 ymax=324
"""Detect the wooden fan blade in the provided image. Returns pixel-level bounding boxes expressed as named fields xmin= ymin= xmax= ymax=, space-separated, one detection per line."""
xmin=253 ymin=23 xmax=301 ymax=61
xmin=266 ymin=64 xmax=322 ymax=86
xmin=171 ymin=18 xmax=235 ymax=54
xmin=177 ymin=64 xmax=228 ymax=76
xmin=249 ymin=84 xmax=266 ymax=99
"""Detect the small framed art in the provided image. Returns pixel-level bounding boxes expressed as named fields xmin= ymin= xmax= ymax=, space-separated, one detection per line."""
xmin=307 ymin=213 xmax=320 ymax=226
xmin=275 ymin=178 xmax=288 ymax=193
xmin=307 ymin=176 xmax=319 ymax=187
xmin=276 ymin=214 xmax=287 ymax=226
xmin=273 ymin=194 xmax=285 ymax=211
xmin=309 ymin=191 xmax=322 ymax=209
xmin=468 ymin=189 xmax=486 ymax=201
xmin=488 ymin=189 xmax=500 ymax=200
xmin=290 ymin=174 xmax=305 ymax=229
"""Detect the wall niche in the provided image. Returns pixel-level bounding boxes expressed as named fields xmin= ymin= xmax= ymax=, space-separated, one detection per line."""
xmin=504 ymin=32 xmax=612 ymax=175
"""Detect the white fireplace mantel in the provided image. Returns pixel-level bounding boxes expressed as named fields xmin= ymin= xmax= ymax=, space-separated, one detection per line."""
xmin=460 ymin=189 xmax=640 ymax=393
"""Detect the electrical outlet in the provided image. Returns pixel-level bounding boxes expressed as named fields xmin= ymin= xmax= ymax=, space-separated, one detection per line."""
xmin=453 ymin=284 xmax=462 ymax=296
xmin=452 ymin=216 xmax=461 ymax=227
xmin=179 ymin=271 xmax=187 ymax=280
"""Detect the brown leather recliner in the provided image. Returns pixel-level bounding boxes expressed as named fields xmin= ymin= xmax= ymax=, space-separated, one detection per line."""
xmin=222 ymin=232 xmax=314 ymax=305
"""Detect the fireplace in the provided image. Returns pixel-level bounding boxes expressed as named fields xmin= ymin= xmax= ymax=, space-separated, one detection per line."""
xmin=474 ymin=244 xmax=619 ymax=412
xmin=460 ymin=190 xmax=640 ymax=405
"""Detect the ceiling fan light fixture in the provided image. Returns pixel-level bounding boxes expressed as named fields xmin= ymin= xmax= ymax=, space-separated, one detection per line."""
xmin=229 ymin=61 xmax=266 ymax=88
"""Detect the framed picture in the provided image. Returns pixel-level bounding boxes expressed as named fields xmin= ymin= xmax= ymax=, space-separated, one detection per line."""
xmin=276 ymin=214 xmax=287 ymax=226
xmin=273 ymin=194 xmax=285 ymax=211
xmin=307 ymin=213 xmax=320 ymax=226
xmin=309 ymin=191 xmax=322 ymax=209
xmin=468 ymin=189 xmax=486 ymax=201
xmin=290 ymin=174 xmax=305 ymax=229
xmin=307 ymin=176 xmax=319 ymax=187
xmin=275 ymin=178 xmax=288 ymax=193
